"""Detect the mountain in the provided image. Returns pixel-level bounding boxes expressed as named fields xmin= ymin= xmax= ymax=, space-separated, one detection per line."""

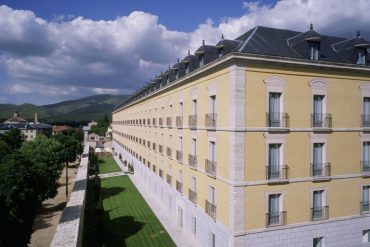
xmin=0 ymin=94 xmax=128 ymax=122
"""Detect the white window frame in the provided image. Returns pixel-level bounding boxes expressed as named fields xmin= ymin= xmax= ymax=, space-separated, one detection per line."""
xmin=191 ymin=176 xmax=197 ymax=192
xmin=265 ymin=191 xmax=285 ymax=215
xmin=311 ymin=188 xmax=327 ymax=208
xmin=191 ymin=138 xmax=197 ymax=155
xmin=209 ymin=141 xmax=216 ymax=162
xmin=208 ymin=185 xmax=216 ymax=204
xmin=309 ymin=79 xmax=328 ymax=116
xmin=363 ymin=229 xmax=370 ymax=243
xmin=263 ymin=76 xmax=287 ymax=116
xmin=264 ymin=133 xmax=286 ymax=173
xmin=309 ymin=133 xmax=328 ymax=166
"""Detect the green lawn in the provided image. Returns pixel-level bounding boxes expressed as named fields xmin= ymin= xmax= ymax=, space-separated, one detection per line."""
xmin=83 ymin=176 xmax=175 ymax=247
xmin=98 ymin=156 xmax=121 ymax=174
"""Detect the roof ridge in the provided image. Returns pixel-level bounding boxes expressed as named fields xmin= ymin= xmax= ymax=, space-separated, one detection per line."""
xmin=238 ymin=26 xmax=259 ymax=52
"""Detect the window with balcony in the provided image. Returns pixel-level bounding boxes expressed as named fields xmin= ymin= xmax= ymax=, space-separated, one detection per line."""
xmin=176 ymin=102 xmax=183 ymax=128
xmin=312 ymin=143 xmax=330 ymax=177
xmin=363 ymin=97 xmax=370 ymax=127
xmin=312 ymin=190 xmax=328 ymax=220
xmin=176 ymin=137 xmax=183 ymax=163
xmin=267 ymin=143 xmax=288 ymax=181
xmin=266 ymin=194 xmax=285 ymax=227
xmin=189 ymin=99 xmax=197 ymax=129
xmin=362 ymin=142 xmax=370 ymax=173
xmin=176 ymin=170 xmax=183 ymax=194
xmin=218 ymin=47 xmax=223 ymax=58
xmin=205 ymin=141 xmax=216 ymax=177
xmin=206 ymin=95 xmax=217 ymax=128
xmin=362 ymin=186 xmax=370 ymax=213
xmin=189 ymin=176 xmax=197 ymax=204
xmin=206 ymin=186 xmax=216 ymax=219
xmin=189 ymin=138 xmax=197 ymax=169
xmin=312 ymin=95 xmax=331 ymax=128
xmin=185 ymin=63 xmax=190 ymax=74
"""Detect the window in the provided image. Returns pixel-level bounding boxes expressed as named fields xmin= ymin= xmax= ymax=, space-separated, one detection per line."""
xmin=218 ymin=48 xmax=223 ymax=58
xmin=191 ymin=216 xmax=197 ymax=235
xmin=166 ymin=76 xmax=170 ymax=84
xmin=309 ymin=41 xmax=320 ymax=60
xmin=313 ymin=95 xmax=324 ymax=126
xmin=178 ymin=170 xmax=183 ymax=183
xmin=192 ymin=99 xmax=197 ymax=115
xmin=313 ymin=143 xmax=324 ymax=176
xmin=175 ymin=70 xmax=179 ymax=80
xmin=363 ymin=142 xmax=370 ymax=172
xmin=363 ymin=229 xmax=370 ymax=243
xmin=357 ymin=48 xmax=367 ymax=65
xmin=179 ymin=102 xmax=183 ymax=117
xmin=209 ymin=141 xmax=216 ymax=162
xmin=210 ymin=232 xmax=216 ymax=247
xmin=179 ymin=137 xmax=183 ymax=152
xmin=268 ymin=194 xmax=281 ymax=226
xmin=312 ymin=190 xmax=324 ymax=220
xmin=363 ymin=186 xmax=370 ymax=212
xmin=363 ymin=97 xmax=370 ymax=127
xmin=191 ymin=177 xmax=197 ymax=192
xmin=168 ymin=135 xmax=172 ymax=147
xmin=199 ymin=54 xmax=204 ymax=67
xmin=269 ymin=92 xmax=281 ymax=127
xmin=185 ymin=63 xmax=190 ymax=74
xmin=313 ymin=237 xmax=323 ymax=247
xmin=208 ymin=186 xmax=215 ymax=204
xmin=268 ymin=144 xmax=281 ymax=179
xmin=191 ymin=138 xmax=197 ymax=155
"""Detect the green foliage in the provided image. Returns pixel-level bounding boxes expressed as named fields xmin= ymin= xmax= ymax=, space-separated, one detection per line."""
xmin=0 ymin=152 xmax=45 ymax=246
xmin=90 ymin=113 xmax=111 ymax=136
xmin=52 ymin=132 xmax=82 ymax=162
xmin=20 ymin=135 xmax=65 ymax=200
xmin=0 ymin=129 xmax=23 ymax=150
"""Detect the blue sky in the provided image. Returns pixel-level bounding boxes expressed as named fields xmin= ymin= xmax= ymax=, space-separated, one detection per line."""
xmin=0 ymin=0 xmax=369 ymax=105
xmin=0 ymin=0 xmax=274 ymax=31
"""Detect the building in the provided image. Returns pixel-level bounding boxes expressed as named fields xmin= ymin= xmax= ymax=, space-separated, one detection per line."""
xmin=112 ymin=25 xmax=370 ymax=247
xmin=52 ymin=125 xmax=72 ymax=134
xmin=0 ymin=112 xmax=52 ymax=141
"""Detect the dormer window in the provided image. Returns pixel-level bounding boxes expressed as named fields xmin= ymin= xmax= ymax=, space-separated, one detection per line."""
xmin=166 ymin=76 xmax=170 ymax=84
xmin=218 ymin=48 xmax=224 ymax=58
xmin=309 ymin=41 xmax=320 ymax=60
xmin=185 ymin=63 xmax=190 ymax=74
xmin=175 ymin=70 xmax=179 ymax=80
xmin=199 ymin=54 xmax=204 ymax=67
xmin=357 ymin=48 xmax=367 ymax=65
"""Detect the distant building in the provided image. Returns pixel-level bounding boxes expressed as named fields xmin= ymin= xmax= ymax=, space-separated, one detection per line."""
xmin=0 ymin=112 xmax=52 ymax=141
xmin=87 ymin=121 xmax=98 ymax=128
xmin=106 ymin=125 xmax=112 ymax=140
xmin=52 ymin=125 xmax=72 ymax=134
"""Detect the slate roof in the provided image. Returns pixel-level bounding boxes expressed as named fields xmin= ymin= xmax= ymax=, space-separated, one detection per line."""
xmin=116 ymin=25 xmax=370 ymax=109
xmin=0 ymin=123 xmax=52 ymax=131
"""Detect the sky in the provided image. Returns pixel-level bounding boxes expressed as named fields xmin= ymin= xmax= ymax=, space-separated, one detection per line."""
xmin=0 ymin=0 xmax=369 ymax=105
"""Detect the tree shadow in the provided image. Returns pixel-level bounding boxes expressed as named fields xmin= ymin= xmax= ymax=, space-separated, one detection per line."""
xmin=32 ymin=201 xmax=67 ymax=231
xmin=97 ymin=159 xmax=105 ymax=165
xmin=101 ymin=187 xmax=125 ymax=200
xmin=102 ymin=215 xmax=145 ymax=247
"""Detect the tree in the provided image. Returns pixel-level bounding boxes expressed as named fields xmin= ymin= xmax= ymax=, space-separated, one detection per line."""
xmin=0 ymin=128 xmax=23 ymax=150
xmin=0 ymin=140 xmax=10 ymax=162
xmin=20 ymin=135 xmax=65 ymax=200
xmin=90 ymin=114 xmax=110 ymax=136
xmin=0 ymin=152 xmax=44 ymax=246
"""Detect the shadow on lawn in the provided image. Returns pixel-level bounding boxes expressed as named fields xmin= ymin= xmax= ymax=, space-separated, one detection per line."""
xmin=101 ymin=186 xmax=125 ymax=200
xmin=102 ymin=215 xmax=145 ymax=247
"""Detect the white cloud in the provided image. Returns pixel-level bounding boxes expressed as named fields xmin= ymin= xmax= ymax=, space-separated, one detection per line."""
xmin=0 ymin=0 xmax=369 ymax=104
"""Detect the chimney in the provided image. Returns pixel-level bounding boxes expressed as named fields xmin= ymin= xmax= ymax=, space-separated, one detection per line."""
xmin=14 ymin=111 xmax=19 ymax=118
xmin=34 ymin=112 xmax=39 ymax=124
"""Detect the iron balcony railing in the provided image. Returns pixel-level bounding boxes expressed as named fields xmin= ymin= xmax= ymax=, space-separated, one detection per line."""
xmin=311 ymin=163 xmax=331 ymax=177
xmin=158 ymin=144 xmax=163 ymax=154
xmin=266 ymin=165 xmax=289 ymax=180
xmin=205 ymin=113 xmax=217 ymax=129
xmin=361 ymin=201 xmax=370 ymax=213
xmin=152 ymin=143 xmax=156 ymax=151
xmin=361 ymin=161 xmax=370 ymax=173
xmin=176 ymin=180 xmax=183 ymax=194
xmin=176 ymin=150 xmax=183 ymax=163
xmin=166 ymin=174 xmax=172 ymax=185
xmin=188 ymin=115 xmax=197 ymax=129
xmin=152 ymin=118 xmax=156 ymax=126
xmin=205 ymin=200 xmax=216 ymax=219
xmin=311 ymin=206 xmax=329 ymax=220
xmin=166 ymin=147 xmax=172 ymax=158
xmin=159 ymin=169 xmax=163 ymax=178
xmin=159 ymin=118 xmax=163 ymax=127
xmin=311 ymin=113 xmax=332 ymax=128
xmin=266 ymin=211 xmax=286 ymax=227
xmin=266 ymin=112 xmax=289 ymax=128
xmin=147 ymin=118 xmax=151 ymax=126
xmin=153 ymin=165 xmax=156 ymax=173
xmin=188 ymin=154 xmax=197 ymax=169
xmin=188 ymin=189 xmax=197 ymax=204
xmin=362 ymin=115 xmax=370 ymax=128
xmin=176 ymin=116 xmax=183 ymax=128
xmin=205 ymin=159 xmax=216 ymax=177
xmin=166 ymin=117 xmax=172 ymax=127
xmin=147 ymin=141 xmax=151 ymax=149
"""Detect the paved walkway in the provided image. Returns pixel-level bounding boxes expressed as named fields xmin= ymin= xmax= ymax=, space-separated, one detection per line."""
xmin=90 ymin=171 xmax=125 ymax=179
xmin=113 ymin=155 xmax=200 ymax=247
